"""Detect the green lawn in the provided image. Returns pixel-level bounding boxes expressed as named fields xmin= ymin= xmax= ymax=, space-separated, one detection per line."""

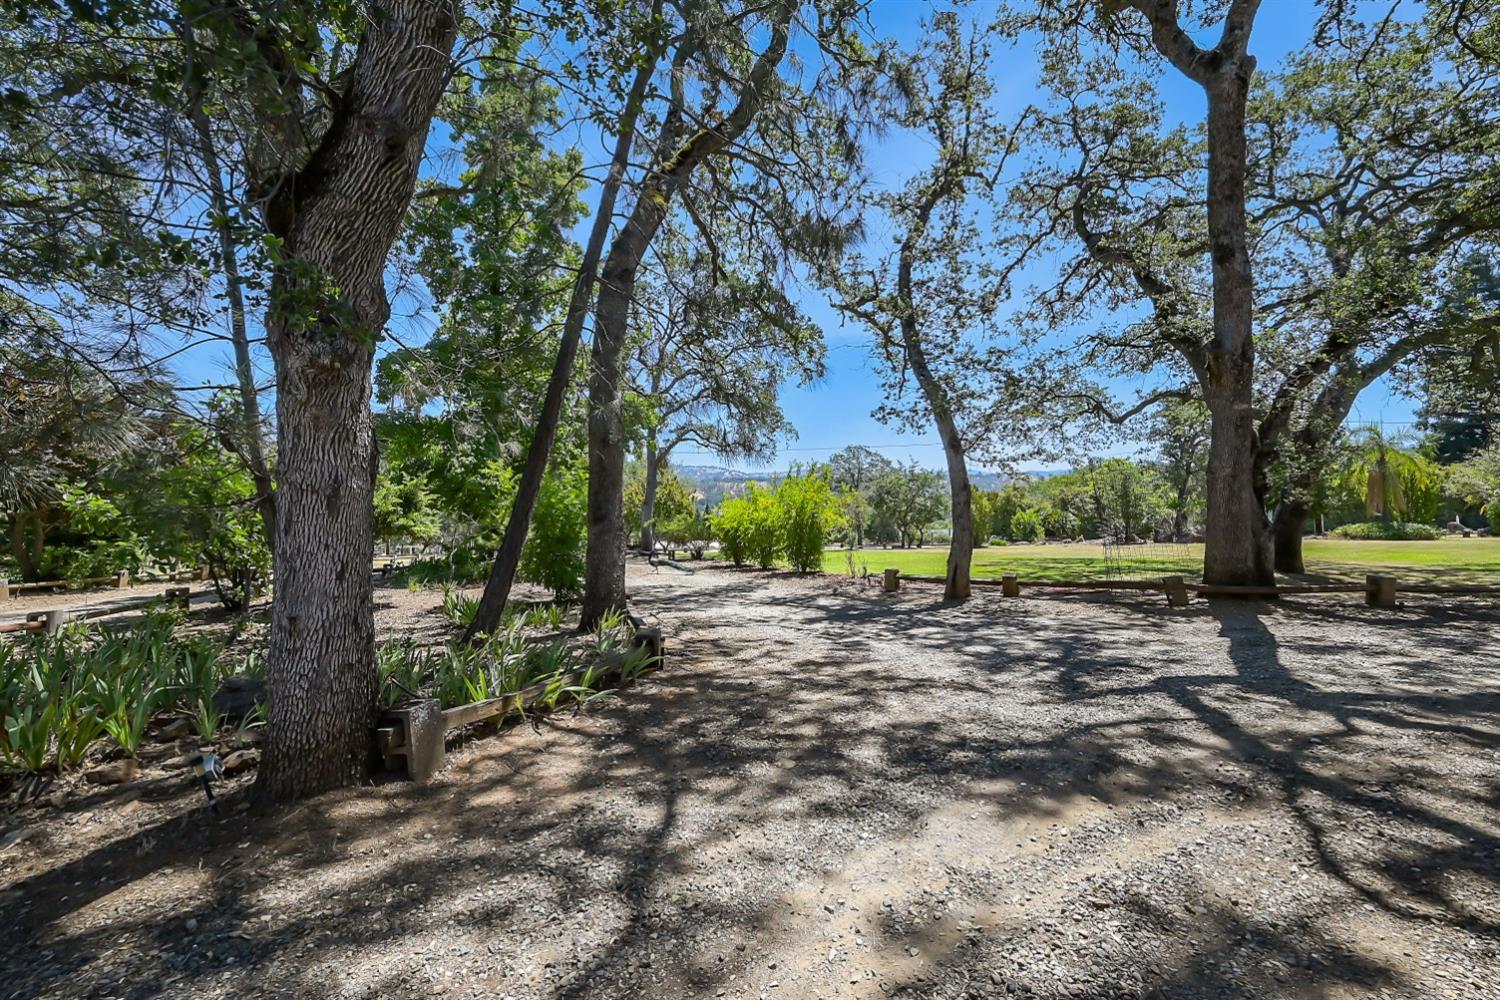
xmin=821 ymin=538 xmax=1500 ymax=585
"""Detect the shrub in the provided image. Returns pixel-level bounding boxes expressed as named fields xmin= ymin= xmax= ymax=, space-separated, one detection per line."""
xmin=715 ymin=485 xmax=781 ymax=568
xmin=714 ymin=503 xmax=750 ymax=566
xmin=1010 ymin=507 xmax=1045 ymax=543
xmin=743 ymin=487 xmax=783 ymax=568
xmin=440 ymin=586 xmax=480 ymax=627
xmin=777 ymin=472 xmax=844 ymax=573
xmin=658 ymin=510 xmax=713 ymax=558
xmin=402 ymin=547 xmax=492 ymax=588
xmin=519 ymin=459 xmax=587 ymax=597
xmin=1039 ymin=503 xmax=1077 ymax=539
xmin=1329 ymin=520 xmax=1442 ymax=540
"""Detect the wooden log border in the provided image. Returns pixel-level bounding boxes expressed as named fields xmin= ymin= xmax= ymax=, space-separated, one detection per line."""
xmin=888 ymin=571 xmax=1500 ymax=604
xmin=375 ymin=607 xmax=665 ymax=782
xmin=0 ymin=586 xmax=213 ymax=638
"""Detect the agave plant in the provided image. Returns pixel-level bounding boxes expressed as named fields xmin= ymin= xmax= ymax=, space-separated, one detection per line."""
xmin=439 ymin=586 xmax=480 ymax=628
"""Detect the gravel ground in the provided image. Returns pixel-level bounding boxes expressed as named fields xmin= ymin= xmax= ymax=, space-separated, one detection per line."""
xmin=2 ymin=562 xmax=1499 ymax=1000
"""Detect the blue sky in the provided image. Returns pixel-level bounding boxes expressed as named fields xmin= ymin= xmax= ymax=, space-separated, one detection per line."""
xmin=174 ymin=1 xmax=1423 ymax=473
xmin=657 ymin=0 xmax=1424 ymax=471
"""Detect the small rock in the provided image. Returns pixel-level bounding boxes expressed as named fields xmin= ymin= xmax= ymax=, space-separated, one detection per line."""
xmin=85 ymin=758 xmax=141 ymax=785
xmin=0 ymin=828 xmax=33 ymax=852
xmin=222 ymin=749 xmax=260 ymax=776
xmin=185 ymin=917 xmax=199 ymax=933
xmin=158 ymin=717 xmax=196 ymax=739
xmin=212 ymin=676 xmax=267 ymax=718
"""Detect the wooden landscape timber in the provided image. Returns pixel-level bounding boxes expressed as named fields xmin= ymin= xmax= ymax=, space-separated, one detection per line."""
xmin=0 ymin=570 xmax=131 ymax=599
xmin=0 ymin=585 xmax=213 ymax=636
xmin=376 ymin=616 xmax=665 ymax=784
xmin=888 ymin=570 xmax=1500 ymax=609
xmin=1 ymin=557 xmax=410 ymax=603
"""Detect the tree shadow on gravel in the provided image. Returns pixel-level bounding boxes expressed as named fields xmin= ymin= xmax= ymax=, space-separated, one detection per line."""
xmin=3 ymin=572 xmax=1497 ymax=999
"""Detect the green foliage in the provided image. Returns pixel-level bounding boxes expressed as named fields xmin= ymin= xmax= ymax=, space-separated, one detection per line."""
xmin=970 ymin=488 xmax=998 ymax=546
xmin=713 ymin=473 xmax=846 ymax=570
xmin=375 ymin=612 xmax=648 ymax=712
xmin=714 ymin=495 xmax=753 ymax=567
xmin=717 ymin=484 xmax=784 ymax=569
xmin=373 ymin=470 xmax=440 ymax=550
xmin=870 ymin=463 xmax=947 ymax=546
xmin=1010 ymin=507 xmax=1045 ymax=543
xmin=626 ymin=465 xmax=696 ymax=546
xmin=1328 ymin=521 xmax=1443 ymax=541
xmin=1340 ymin=428 xmax=1444 ymax=525
xmin=440 ymin=587 xmax=480 ymax=628
xmin=1085 ymin=459 xmax=1171 ymax=542
xmin=1445 ymin=439 xmax=1500 ymax=525
xmin=775 ymin=472 xmax=846 ymax=572
xmin=657 ymin=509 xmax=713 ymax=558
xmin=989 ymin=483 xmax=1028 ymax=540
xmin=519 ymin=457 xmax=588 ymax=598
xmin=129 ymin=418 xmax=271 ymax=610
xmin=0 ymin=619 xmax=243 ymax=774
xmin=401 ymin=548 xmax=493 ymax=588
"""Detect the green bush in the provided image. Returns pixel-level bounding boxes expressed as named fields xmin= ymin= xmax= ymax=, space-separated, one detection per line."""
xmin=1010 ymin=507 xmax=1045 ymax=543
xmin=402 ymin=547 xmax=492 ymax=587
xmin=1328 ymin=520 xmax=1442 ymax=540
xmin=519 ymin=459 xmax=587 ymax=597
xmin=658 ymin=510 xmax=713 ymax=558
xmin=1039 ymin=503 xmax=1077 ymax=539
xmin=715 ymin=485 xmax=782 ymax=568
xmin=776 ymin=472 xmax=844 ymax=573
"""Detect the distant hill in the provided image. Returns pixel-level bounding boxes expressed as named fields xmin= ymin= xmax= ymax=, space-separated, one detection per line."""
xmin=673 ymin=463 xmax=1067 ymax=507
xmin=673 ymin=465 xmax=778 ymax=508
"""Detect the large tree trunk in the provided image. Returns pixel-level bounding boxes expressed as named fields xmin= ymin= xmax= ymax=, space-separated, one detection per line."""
xmin=1130 ymin=0 xmax=1270 ymax=587
xmin=1198 ymin=49 xmax=1273 ymax=587
xmin=1273 ymin=500 xmax=1309 ymax=575
xmin=902 ymin=319 xmax=971 ymax=600
xmin=579 ymin=2 xmax=795 ymax=627
xmin=462 ymin=49 xmax=657 ymax=642
xmin=253 ymin=0 xmax=455 ymax=804
xmin=10 ymin=512 xmax=43 ymax=582
xmin=580 ymin=249 xmax=641 ymax=626
xmin=640 ymin=437 xmax=660 ymax=555
xmin=937 ymin=425 xmax=973 ymax=600
xmin=1202 ymin=376 xmax=1273 ymax=586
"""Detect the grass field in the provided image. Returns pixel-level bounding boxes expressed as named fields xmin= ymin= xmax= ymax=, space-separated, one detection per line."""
xmin=819 ymin=537 xmax=1500 ymax=585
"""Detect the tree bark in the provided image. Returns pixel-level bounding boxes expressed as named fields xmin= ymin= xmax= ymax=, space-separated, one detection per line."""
xmin=10 ymin=512 xmax=43 ymax=582
xmin=1127 ymin=0 xmax=1271 ymax=587
xmin=640 ymin=436 xmax=660 ymax=555
xmin=897 ymin=218 xmax=971 ymax=600
xmin=1200 ymin=61 xmax=1273 ymax=585
xmin=253 ymin=0 xmax=455 ymax=803
xmin=461 ymin=41 xmax=658 ymax=642
xmin=579 ymin=2 xmax=795 ymax=627
xmin=1272 ymin=500 xmax=1309 ymax=574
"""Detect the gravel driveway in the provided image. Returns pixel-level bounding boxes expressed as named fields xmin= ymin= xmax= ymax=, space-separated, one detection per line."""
xmin=3 ymin=562 xmax=1498 ymax=999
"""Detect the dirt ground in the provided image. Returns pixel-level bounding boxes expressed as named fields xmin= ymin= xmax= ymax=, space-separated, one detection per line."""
xmin=3 ymin=563 xmax=1499 ymax=1000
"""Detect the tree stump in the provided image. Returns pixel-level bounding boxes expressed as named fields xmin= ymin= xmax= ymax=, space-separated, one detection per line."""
xmin=1366 ymin=574 xmax=1397 ymax=608
xmin=883 ymin=568 xmax=900 ymax=592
